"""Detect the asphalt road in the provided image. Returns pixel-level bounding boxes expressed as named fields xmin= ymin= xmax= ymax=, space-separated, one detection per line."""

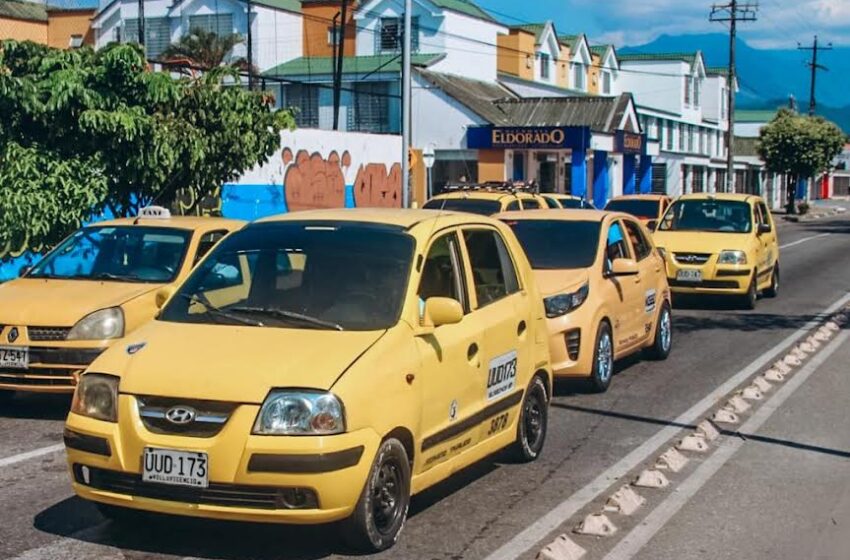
xmin=1 ymin=212 xmax=848 ymax=560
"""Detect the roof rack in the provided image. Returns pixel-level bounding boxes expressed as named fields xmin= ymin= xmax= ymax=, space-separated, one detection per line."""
xmin=442 ymin=180 xmax=540 ymax=194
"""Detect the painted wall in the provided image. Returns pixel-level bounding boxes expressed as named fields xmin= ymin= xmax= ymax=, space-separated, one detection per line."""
xmin=588 ymin=53 xmax=601 ymax=94
xmin=556 ymin=44 xmax=570 ymax=88
xmin=0 ymin=17 xmax=47 ymax=43
xmin=222 ymin=128 xmax=402 ymax=220
xmin=496 ymin=30 xmax=534 ymax=81
xmin=302 ymin=1 xmax=356 ymax=58
xmin=47 ymin=10 xmax=95 ymax=49
xmin=619 ymin=60 xmax=689 ymax=117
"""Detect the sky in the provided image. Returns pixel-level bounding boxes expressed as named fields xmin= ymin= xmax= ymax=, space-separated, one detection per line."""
xmin=475 ymin=0 xmax=850 ymax=49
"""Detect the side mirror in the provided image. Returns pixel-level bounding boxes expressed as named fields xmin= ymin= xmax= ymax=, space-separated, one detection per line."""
xmin=646 ymin=220 xmax=658 ymax=232
xmin=610 ymin=258 xmax=639 ymax=277
xmin=155 ymin=286 xmax=176 ymax=309
xmin=758 ymin=223 xmax=772 ymax=235
xmin=421 ymin=297 xmax=463 ymax=330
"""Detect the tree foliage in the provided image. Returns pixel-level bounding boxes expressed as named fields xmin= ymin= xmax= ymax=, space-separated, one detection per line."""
xmin=757 ymin=108 xmax=846 ymax=180
xmin=161 ymin=28 xmax=247 ymax=72
xmin=0 ymin=39 xmax=295 ymax=260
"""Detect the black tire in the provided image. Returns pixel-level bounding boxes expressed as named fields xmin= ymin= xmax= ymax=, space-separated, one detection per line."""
xmin=645 ymin=302 xmax=673 ymax=360
xmin=741 ymin=275 xmax=758 ymax=310
xmin=508 ymin=376 xmax=549 ymax=463
xmin=764 ymin=264 xmax=779 ymax=298
xmin=341 ymin=438 xmax=411 ymax=553
xmin=590 ymin=322 xmax=614 ymax=393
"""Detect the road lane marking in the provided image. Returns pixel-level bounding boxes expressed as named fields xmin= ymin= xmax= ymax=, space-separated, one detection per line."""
xmin=603 ymin=330 xmax=849 ymax=560
xmin=780 ymin=233 xmax=831 ymax=249
xmin=0 ymin=444 xmax=64 ymax=469
xmin=484 ymin=291 xmax=850 ymax=560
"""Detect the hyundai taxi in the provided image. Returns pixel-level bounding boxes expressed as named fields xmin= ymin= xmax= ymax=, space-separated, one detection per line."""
xmin=64 ymin=209 xmax=552 ymax=552
xmin=423 ymin=182 xmax=548 ymax=215
xmin=604 ymin=194 xmax=671 ymax=230
xmin=0 ymin=208 xmax=243 ymax=399
xmin=499 ymin=210 xmax=672 ymax=392
xmin=652 ymin=193 xmax=779 ymax=309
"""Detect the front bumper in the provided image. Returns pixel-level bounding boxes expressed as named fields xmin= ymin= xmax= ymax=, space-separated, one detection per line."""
xmin=665 ymin=258 xmax=751 ymax=295
xmin=545 ymin=311 xmax=595 ymax=377
xmin=0 ymin=346 xmax=106 ymax=393
xmin=65 ymin=395 xmax=380 ymax=524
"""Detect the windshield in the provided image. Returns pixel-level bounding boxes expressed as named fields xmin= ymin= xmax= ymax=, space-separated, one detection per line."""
xmin=505 ymin=220 xmax=601 ymax=270
xmin=604 ymin=199 xmax=660 ymax=219
xmin=159 ymin=221 xmax=415 ymax=331
xmin=423 ymin=198 xmax=502 ymax=216
xmin=558 ymin=198 xmax=586 ymax=209
xmin=28 ymin=226 xmax=190 ymax=283
xmin=659 ymin=199 xmax=753 ymax=233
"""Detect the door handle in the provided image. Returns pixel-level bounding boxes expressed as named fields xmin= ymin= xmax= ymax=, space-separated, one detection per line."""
xmin=517 ymin=321 xmax=527 ymax=336
xmin=467 ymin=343 xmax=479 ymax=362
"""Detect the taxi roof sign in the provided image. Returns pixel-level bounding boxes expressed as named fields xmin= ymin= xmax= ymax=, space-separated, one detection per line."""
xmin=137 ymin=206 xmax=172 ymax=219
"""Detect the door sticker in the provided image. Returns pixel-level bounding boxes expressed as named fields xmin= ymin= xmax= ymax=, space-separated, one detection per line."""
xmin=449 ymin=400 xmax=458 ymax=422
xmin=645 ymin=289 xmax=657 ymax=314
xmin=487 ymin=350 xmax=518 ymax=401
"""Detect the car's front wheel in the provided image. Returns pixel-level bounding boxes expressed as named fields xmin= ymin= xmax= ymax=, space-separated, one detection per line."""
xmin=590 ymin=322 xmax=614 ymax=393
xmin=741 ymin=275 xmax=758 ymax=310
xmin=645 ymin=302 xmax=673 ymax=360
xmin=764 ymin=264 xmax=779 ymax=298
xmin=342 ymin=438 xmax=411 ymax=553
xmin=509 ymin=375 xmax=549 ymax=463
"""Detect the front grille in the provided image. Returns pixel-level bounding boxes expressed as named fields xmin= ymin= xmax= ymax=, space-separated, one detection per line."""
xmin=673 ymin=252 xmax=712 ymax=265
xmin=29 ymin=348 xmax=104 ymax=366
xmin=0 ymin=368 xmax=77 ymax=387
xmin=28 ymin=327 xmax=71 ymax=342
xmin=669 ymin=279 xmax=740 ymax=289
xmin=73 ymin=465 xmax=319 ymax=510
xmin=137 ymin=396 xmax=237 ymax=438
xmin=565 ymin=329 xmax=581 ymax=361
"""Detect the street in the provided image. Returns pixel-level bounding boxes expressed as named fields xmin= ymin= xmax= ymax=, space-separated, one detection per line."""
xmin=0 ymin=212 xmax=847 ymax=560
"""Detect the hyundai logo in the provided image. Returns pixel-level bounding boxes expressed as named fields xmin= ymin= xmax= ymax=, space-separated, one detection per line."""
xmin=7 ymin=327 xmax=18 ymax=343
xmin=679 ymin=255 xmax=701 ymax=263
xmin=165 ymin=406 xmax=197 ymax=425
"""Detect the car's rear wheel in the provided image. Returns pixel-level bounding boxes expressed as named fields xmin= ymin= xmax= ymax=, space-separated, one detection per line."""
xmin=645 ymin=302 xmax=673 ymax=360
xmin=590 ymin=322 xmax=614 ymax=393
xmin=741 ymin=275 xmax=758 ymax=310
xmin=509 ymin=376 xmax=548 ymax=463
xmin=342 ymin=438 xmax=411 ymax=553
xmin=764 ymin=264 xmax=779 ymax=298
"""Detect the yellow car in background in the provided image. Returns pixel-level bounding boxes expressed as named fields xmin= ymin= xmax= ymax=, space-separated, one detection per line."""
xmin=653 ymin=193 xmax=779 ymax=309
xmin=541 ymin=194 xmax=596 ymax=210
xmin=499 ymin=210 xmax=672 ymax=392
xmin=0 ymin=208 xmax=243 ymax=400
xmin=423 ymin=183 xmax=548 ymax=215
xmin=65 ymin=209 xmax=551 ymax=552
xmin=604 ymin=194 xmax=671 ymax=230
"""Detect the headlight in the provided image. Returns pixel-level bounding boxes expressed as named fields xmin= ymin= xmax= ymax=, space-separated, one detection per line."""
xmin=253 ymin=391 xmax=345 ymax=436
xmin=544 ymin=283 xmax=590 ymax=318
xmin=67 ymin=307 xmax=124 ymax=341
xmin=717 ymin=250 xmax=747 ymax=265
xmin=71 ymin=373 xmax=119 ymax=422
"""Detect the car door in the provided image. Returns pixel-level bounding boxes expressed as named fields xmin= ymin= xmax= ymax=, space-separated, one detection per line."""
xmin=622 ymin=219 xmax=661 ymax=344
xmin=415 ymin=229 xmax=485 ymax=473
xmin=459 ymin=227 xmax=530 ymax=444
xmin=604 ymin=219 xmax=644 ymax=353
xmin=751 ymin=203 xmax=768 ymax=283
xmin=756 ymin=200 xmax=778 ymax=283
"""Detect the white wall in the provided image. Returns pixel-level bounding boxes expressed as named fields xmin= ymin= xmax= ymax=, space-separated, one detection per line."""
xmin=619 ymin=60 xmax=688 ymax=118
xmin=498 ymin=74 xmax=571 ymax=97
xmin=735 ymin=122 xmax=765 ymax=138
xmin=411 ymin=73 xmax=487 ymax=150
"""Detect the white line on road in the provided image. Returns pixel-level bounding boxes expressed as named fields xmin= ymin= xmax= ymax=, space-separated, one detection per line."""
xmin=0 ymin=444 xmax=65 ymax=469
xmin=603 ymin=329 xmax=849 ymax=560
xmin=780 ymin=233 xmax=831 ymax=249
xmin=484 ymin=291 xmax=850 ymax=560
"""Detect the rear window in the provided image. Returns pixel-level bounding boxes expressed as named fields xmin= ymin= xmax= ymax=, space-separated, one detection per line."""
xmin=505 ymin=220 xmax=601 ymax=270
xmin=423 ymin=198 xmax=502 ymax=216
xmin=604 ymin=199 xmax=660 ymax=219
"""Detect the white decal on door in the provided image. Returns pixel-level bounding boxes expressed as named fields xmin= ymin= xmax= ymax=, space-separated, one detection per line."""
xmin=645 ymin=289 xmax=657 ymax=314
xmin=487 ymin=350 xmax=518 ymax=401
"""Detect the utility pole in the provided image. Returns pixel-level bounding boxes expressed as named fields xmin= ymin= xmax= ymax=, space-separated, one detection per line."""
xmin=246 ymin=0 xmax=254 ymax=90
xmin=401 ymin=0 xmax=412 ymax=208
xmin=332 ymin=11 xmax=341 ymax=130
xmin=137 ymin=0 xmax=145 ymax=55
xmin=333 ymin=0 xmax=349 ymax=130
xmin=798 ymin=35 xmax=832 ymax=116
xmin=710 ymin=0 xmax=757 ymax=193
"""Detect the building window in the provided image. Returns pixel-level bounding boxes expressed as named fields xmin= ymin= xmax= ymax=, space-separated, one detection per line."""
xmin=693 ymin=166 xmax=705 ymax=193
xmin=350 ymin=81 xmax=392 ymax=133
xmin=684 ymin=76 xmax=691 ymax=105
xmin=721 ymin=89 xmax=728 ymax=119
xmin=69 ymin=34 xmax=84 ymax=48
xmin=188 ymin=14 xmax=233 ymax=36
xmin=377 ymin=16 xmax=418 ymax=52
xmin=539 ymin=53 xmax=550 ymax=79
xmin=283 ymin=84 xmax=319 ymax=128
xmin=694 ymin=78 xmax=701 ymax=108
xmin=123 ymin=17 xmax=171 ymax=58
xmin=699 ymin=128 xmax=706 ymax=154
xmin=678 ymin=123 xmax=686 ymax=151
xmin=573 ymin=63 xmax=585 ymax=90
xmin=651 ymin=163 xmax=667 ymax=194
xmin=602 ymin=71 xmax=611 ymax=94
xmin=666 ymin=120 xmax=674 ymax=151
xmin=688 ymin=126 xmax=695 ymax=153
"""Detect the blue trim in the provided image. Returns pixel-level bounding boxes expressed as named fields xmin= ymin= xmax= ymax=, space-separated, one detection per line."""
xmin=623 ymin=154 xmax=637 ymax=195
xmin=571 ymin=149 xmax=587 ymax=199
xmin=592 ymin=151 xmax=609 ymax=209
xmin=638 ymin=156 xmax=653 ymax=194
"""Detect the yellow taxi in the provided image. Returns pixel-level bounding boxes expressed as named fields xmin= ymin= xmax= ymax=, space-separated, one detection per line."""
xmin=64 ymin=209 xmax=552 ymax=552
xmin=604 ymin=194 xmax=671 ymax=229
xmin=652 ymin=193 xmax=779 ymax=309
xmin=0 ymin=208 xmax=243 ymax=400
xmin=542 ymin=194 xmax=596 ymax=210
xmin=498 ymin=210 xmax=672 ymax=392
xmin=423 ymin=182 xmax=548 ymax=215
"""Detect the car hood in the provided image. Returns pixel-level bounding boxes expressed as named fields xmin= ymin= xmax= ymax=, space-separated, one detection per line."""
xmin=532 ymin=269 xmax=591 ymax=297
xmin=652 ymin=231 xmax=752 ymax=255
xmin=0 ymin=278 xmax=161 ymax=326
xmin=109 ymin=321 xmax=386 ymax=403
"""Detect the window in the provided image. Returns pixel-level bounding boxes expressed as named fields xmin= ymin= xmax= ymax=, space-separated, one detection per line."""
xmin=694 ymin=78 xmax=701 ymax=107
xmin=651 ymin=163 xmax=667 ymax=194
xmin=377 ymin=16 xmax=419 ymax=52
xmin=463 ymin=230 xmax=519 ymax=307
xmin=721 ymin=89 xmax=728 ymax=119
xmin=693 ymin=166 xmax=705 ymax=193
xmin=623 ymin=220 xmax=652 ymax=261
xmin=688 ymin=126 xmax=695 ymax=153
xmin=283 ymin=84 xmax=319 ymax=128
xmin=666 ymin=120 xmax=674 ymax=151
xmin=678 ymin=123 xmax=686 ymax=151
xmin=539 ymin=53 xmax=550 ymax=79
xmin=522 ymin=198 xmax=541 ymax=210
xmin=602 ymin=71 xmax=611 ymax=94
xmin=573 ymin=63 xmax=585 ymax=90
xmin=123 ymin=17 xmax=171 ymax=58
xmin=328 ymin=27 xmax=340 ymax=46
xmin=507 ymin=220 xmax=601 ymax=269
xmin=684 ymin=76 xmax=691 ymax=105
xmin=605 ymin=222 xmax=630 ymax=267
xmin=699 ymin=128 xmax=706 ymax=154
xmin=505 ymin=200 xmax=521 ymax=212
xmin=351 ymin=81 xmax=391 ymax=133
xmin=757 ymin=202 xmax=771 ymax=228
xmin=194 ymin=230 xmax=228 ymax=265
xmin=659 ymin=199 xmax=753 ymax=233
xmin=69 ymin=34 xmax=84 ymax=48
xmin=423 ymin=198 xmax=501 ymax=216
xmin=418 ymin=233 xmax=467 ymax=315
xmin=188 ymin=14 xmax=233 ymax=37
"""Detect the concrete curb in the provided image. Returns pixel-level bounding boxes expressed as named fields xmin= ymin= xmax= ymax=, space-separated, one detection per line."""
xmin=782 ymin=206 xmax=846 ymax=223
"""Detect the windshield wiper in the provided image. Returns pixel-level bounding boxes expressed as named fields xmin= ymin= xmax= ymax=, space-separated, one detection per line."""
xmin=229 ymin=306 xmax=344 ymax=331
xmin=91 ymin=272 xmax=143 ymax=282
xmin=178 ymin=294 xmax=264 ymax=327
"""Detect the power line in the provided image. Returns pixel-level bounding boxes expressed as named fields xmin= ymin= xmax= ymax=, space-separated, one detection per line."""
xmin=798 ymin=35 xmax=832 ymax=116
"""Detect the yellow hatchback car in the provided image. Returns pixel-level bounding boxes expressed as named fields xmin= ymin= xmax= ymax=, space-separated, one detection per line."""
xmin=0 ymin=208 xmax=243 ymax=400
xmin=423 ymin=184 xmax=548 ymax=215
xmin=499 ymin=210 xmax=672 ymax=392
xmin=64 ymin=209 xmax=551 ymax=552
xmin=653 ymin=194 xmax=779 ymax=309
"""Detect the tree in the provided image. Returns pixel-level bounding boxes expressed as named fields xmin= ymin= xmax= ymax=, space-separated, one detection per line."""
xmin=757 ymin=108 xmax=846 ymax=212
xmin=0 ymin=40 xmax=295 ymax=260
xmin=160 ymin=28 xmax=246 ymax=72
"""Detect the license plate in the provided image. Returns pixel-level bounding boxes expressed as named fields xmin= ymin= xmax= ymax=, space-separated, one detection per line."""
xmin=143 ymin=448 xmax=209 ymax=488
xmin=676 ymin=269 xmax=703 ymax=283
xmin=0 ymin=346 xmax=28 ymax=369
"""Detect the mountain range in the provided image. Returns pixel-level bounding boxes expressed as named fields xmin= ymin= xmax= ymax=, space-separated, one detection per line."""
xmin=620 ymin=33 xmax=850 ymax=133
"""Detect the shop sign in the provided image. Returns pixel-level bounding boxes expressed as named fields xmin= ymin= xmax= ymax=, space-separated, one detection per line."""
xmin=468 ymin=126 xmax=586 ymax=150
xmin=617 ymin=131 xmax=645 ymax=155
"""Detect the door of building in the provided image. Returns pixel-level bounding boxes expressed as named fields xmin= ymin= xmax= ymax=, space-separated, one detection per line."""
xmin=537 ymin=153 xmax=558 ymax=193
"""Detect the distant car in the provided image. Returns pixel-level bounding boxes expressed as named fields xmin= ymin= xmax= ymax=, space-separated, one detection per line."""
xmin=64 ymin=209 xmax=552 ymax=552
xmin=498 ymin=209 xmax=673 ymax=392
xmin=0 ymin=208 xmax=244 ymax=400
xmin=652 ymin=193 xmax=779 ymax=309
xmin=604 ymin=194 xmax=671 ymax=230
xmin=542 ymin=194 xmax=596 ymax=210
xmin=423 ymin=185 xmax=548 ymax=215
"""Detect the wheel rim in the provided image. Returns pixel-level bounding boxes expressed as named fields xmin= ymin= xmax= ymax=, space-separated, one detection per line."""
xmin=597 ymin=331 xmax=613 ymax=383
xmin=371 ymin=459 xmax=404 ymax=535
xmin=523 ymin=388 xmax=545 ymax=450
xmin=660 ymin=308 xmax=672 ymax=352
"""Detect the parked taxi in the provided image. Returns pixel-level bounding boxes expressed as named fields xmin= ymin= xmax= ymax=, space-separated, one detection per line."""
xmin=604 ymin=194 xmax=671 ymax=229
xmin=542 ymin=194 xmax=596 ymax=210
xmin=64 ymin=209 xmax=552 ymax=552
xmin=652 ymin=193 xmax=779 ymax=309
xmin=0 ymin=208 xmax=243 ymax=400
xmin=498 ymin=210 xmax=672 ymax=392
xmin=423 ymin=182 xmax=548 ymax=215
